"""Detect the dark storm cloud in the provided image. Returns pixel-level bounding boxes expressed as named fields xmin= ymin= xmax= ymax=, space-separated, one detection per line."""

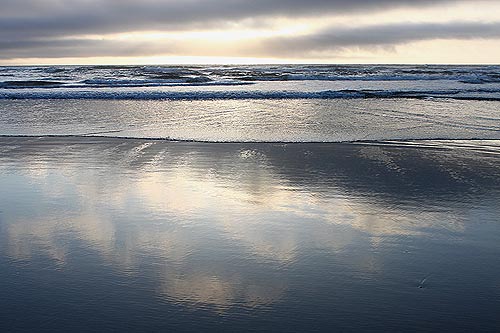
xmin=0 ymin=0 xmax=461 ymax=39
xmin=1 ymin=21 xmax=499 ymax=60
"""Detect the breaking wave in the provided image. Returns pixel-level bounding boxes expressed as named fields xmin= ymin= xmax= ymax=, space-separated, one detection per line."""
xmin=1 ymin=88 xmax=500 ymax=100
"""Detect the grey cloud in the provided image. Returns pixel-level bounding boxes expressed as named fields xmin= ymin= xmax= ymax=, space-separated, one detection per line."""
xmin=253 ymin=21 xmax=500 ymax=57
xmin=1 ymin=21 xmax=499 ymax=60
xmin=0 ymin=0 xmax=462 ymax=40
xmin=0 ymin=39 xmax=179 ymax=59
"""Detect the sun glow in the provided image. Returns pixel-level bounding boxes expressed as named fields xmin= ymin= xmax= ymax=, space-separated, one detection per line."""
xmin=111 ymin=25 xmax=311 ymax=42
xmin=2 ymin=55 xmax=311 ymax=66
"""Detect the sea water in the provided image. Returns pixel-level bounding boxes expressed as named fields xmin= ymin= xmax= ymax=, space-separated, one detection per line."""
xmin=0 ymin=65 xmax=499 ymax=331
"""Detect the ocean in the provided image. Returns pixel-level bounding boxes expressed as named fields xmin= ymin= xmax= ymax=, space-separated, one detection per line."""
xmin=0 ymin=65 xmax=499 ymax=331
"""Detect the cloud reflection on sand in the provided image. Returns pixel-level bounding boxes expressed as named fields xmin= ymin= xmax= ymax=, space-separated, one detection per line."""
xmin=0 ymin=138 xmax=499 ymax=310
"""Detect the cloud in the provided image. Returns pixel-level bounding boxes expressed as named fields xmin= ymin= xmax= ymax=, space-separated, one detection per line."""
xmin=1 ymin=1 xmax=498 ymax=61
xmin=253 ymin=21 xmax=500 ymax=57
xmin=1 ymin=21 xmax=500 ymax=60
xmin=0 ymin=0 xmax=461 ymax=40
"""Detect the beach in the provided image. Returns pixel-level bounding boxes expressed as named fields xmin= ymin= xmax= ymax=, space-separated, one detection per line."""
xmin=1 ymin=64 xmax=500 ymax=330
xmin=3 ymin=0 xmax=500 ymax=330
xmin=1 ymin=136 xmax=499 ymax=331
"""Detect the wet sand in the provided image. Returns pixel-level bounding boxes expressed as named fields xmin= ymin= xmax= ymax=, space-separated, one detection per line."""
xmin=0 ymin=137 xmax=499 ymax=331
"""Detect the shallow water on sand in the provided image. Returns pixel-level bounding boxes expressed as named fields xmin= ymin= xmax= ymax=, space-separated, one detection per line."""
xmin=0 ymin=137 xmax=499 ymax=331
xmin=1 ymin=98 xmax=500 ymax=142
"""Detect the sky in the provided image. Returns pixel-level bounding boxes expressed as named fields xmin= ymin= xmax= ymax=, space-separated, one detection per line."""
xmin=1 ymin=0 xmax=500 ymax=64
